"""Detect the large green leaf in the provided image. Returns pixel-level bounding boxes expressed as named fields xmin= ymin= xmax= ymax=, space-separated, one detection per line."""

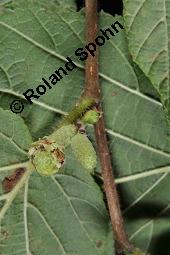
xmin=123 ymin=0 xmax=170 ymax=124
xmin=55 ymin=0 xmax=76 ymax=8
xmin=0 ymin=116 xmax=112 ymax=254
xmin=0 ymin=3 xmax=113 ymax=254
xmin=0 ymin=148 xmax=112 ymax=255
xmin=0 ymin=109 xmax=32 ymax=166
xmin=0 ymin=1 xmax=170 ymax=254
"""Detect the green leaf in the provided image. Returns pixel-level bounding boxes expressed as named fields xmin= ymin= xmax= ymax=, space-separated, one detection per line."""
xmin=123 ymin=0 xmax=170 ymax=123
xmin=55 ymin=0 xmax=76 ymax=8
xmin=0 ymin=171 xmax=113 ymax=255
xmin=0 ymin=3 xmax=112 ymax=254
xmin=0 ymin=113 xmax=112 ymax=254
xmin=0 ymin=108 xmax=32 ymax=170
xmin=0 ymin=1 xmax=170 ymax=254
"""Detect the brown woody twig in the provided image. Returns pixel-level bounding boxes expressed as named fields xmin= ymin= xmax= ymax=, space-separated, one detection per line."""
xmin=84 ymin=0 xmax=133 ymax=253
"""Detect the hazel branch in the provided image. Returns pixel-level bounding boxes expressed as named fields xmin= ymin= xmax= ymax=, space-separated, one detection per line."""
xmin=84 ymin=0 xmax=133 ymax=253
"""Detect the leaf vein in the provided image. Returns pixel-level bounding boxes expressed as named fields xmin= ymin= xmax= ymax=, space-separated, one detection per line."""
xmin=126 ymin=0 xmax=147 ymax=33
xmin=0 ymin=131 xmax=28 ymax=156
xmin=27 ymin=202 xmax=67 ymax=255
xmin=70 ymin=196 xmax=106 ymax=218
xmin=52 ymin=176 xmax=98 ymax=249
xmin=24 ymin=181 xmax=30 ymax=255
xmin=123 ymin=173 xmax=168 ymax=214
xmin=134 ymin=19 xmax=165 ymax=61
xmin=107 ymin=129 xmax=170 ymax=158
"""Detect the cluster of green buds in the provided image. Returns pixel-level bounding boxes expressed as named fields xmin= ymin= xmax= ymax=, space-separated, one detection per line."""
xmin=29 ymin=125 xmax=76 ymax=176
xmin=28 ymin=98 xmax=101 ymax=176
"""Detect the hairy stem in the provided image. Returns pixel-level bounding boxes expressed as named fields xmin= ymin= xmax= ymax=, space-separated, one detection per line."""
xmin=84 ymin=0 xmax=133 ymax=253
xmin=59 ymin=97 xmax=96 ymax=127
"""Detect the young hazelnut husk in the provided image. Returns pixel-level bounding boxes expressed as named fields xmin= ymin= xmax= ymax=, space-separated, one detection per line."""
xmin=70 ymin=133 xmax=97 ymax=172
xmin=29 ymin=138 xmax=65 ymax=176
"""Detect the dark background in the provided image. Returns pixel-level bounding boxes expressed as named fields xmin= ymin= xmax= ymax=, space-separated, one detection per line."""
xmin=76 ymin=0 xmax=123 ymax=16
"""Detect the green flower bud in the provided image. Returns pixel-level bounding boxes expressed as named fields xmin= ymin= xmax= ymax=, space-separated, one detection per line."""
xmin=29 ymin=138 xmax=65 ymax=176
xmin=29 ymin=124 xmax=77 ymax=176
xmin=81 ymin=110 xmax=101 ymax=124
xmin=48 ymin=124 xmax=77 ymax=148
xmin=32 ymin=150 xmax=60 ymax=176
xmin=71 ymin=133 xmax=97 ymax=172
